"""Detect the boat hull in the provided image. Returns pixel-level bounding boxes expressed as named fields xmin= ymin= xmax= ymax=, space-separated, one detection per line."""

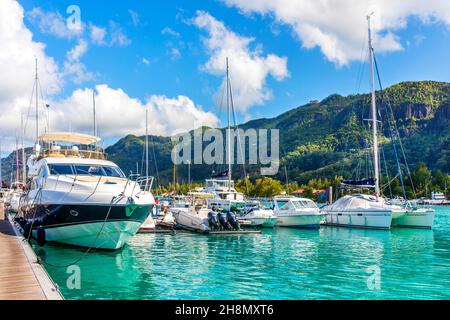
xmin=324 ymin=210 xmax=392 ymax=229
xmin=261 ymin=217 xmax=278 ymax=228
xmin=393 ymin=209 xmax=435 ymax=229
xmin=33 ymin=220 xmax=142 ymax=250
xmin=237 ymin=217 xmax=267 ymax=227
xmin=24 ymin=203 xmax=152 ymax=249
xmin=276 ymin=214 xmax=323 ymax=229
xmin=172 ymin=209 xmax=210 ymax=232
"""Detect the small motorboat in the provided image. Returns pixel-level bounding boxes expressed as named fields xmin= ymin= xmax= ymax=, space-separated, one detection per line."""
xmin=139 ymin=216 xmax=156 ymax=233
xmin=273 ymin=196 xmax=323 ymax=229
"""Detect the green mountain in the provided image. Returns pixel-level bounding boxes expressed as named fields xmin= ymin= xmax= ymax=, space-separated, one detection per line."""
xmin=2 ymin=81 xmax=449 ymax=186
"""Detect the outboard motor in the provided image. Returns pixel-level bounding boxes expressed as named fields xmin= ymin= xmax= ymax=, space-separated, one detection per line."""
xmin=207 ymin=211 xmax=220 ymax=231
xmin=226 ymin=211 xmax=240 ymax=231
xmin=217 ymin=211 xmax=231 ymax=231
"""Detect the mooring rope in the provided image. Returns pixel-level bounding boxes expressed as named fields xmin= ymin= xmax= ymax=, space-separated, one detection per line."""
xmin=38 ymin=194 xmax=123 ymax=268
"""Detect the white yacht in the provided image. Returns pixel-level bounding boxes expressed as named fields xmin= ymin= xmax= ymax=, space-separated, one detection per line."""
xmin=203 ymin=178 xmax=245 ymax=212
xmin=4 ymin=181 xmax=24 ymax=214
xmin=322 ymin=194 xmax=396 ymax=229
xmin=20 ymin=132 xmax=155 ymax=250
xmin=170 ymin=192 xmax=212 ymax=232
xmin=273 ymin=197 xmax=323 ymax=229
xmin=418 ymin=192 xmax=450 ymax=206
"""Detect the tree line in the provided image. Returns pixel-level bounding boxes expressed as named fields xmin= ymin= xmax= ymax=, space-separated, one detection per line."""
xmin=154 ymin=162 xmax=449 ymax=200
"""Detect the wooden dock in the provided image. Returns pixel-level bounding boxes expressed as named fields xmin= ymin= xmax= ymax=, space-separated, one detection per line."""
xmin=0 ymin=204 xmax=63 ymax=300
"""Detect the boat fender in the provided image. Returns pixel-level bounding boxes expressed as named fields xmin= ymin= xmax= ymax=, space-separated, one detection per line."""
xmin=36 ymin=227 xmax=46 ymax=246
xmin=19 ymin=219 xmax=26 ymax=229
xmin=23 ymin=222 xmax=32 ymax=239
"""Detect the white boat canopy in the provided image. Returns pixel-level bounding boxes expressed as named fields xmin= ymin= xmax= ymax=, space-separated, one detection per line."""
xmin=324 ymin=194 xmax=387 ymax=211
xmin=39 ymin=132 xmax=101 ymax=145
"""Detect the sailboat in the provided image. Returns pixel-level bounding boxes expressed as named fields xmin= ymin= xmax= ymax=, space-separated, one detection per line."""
xmin=203 ymin=59 xmax=277 ymax=228
xmin=321 ymin=14 xmax=407 ymax=230
xmin=139 ymin=107 xmax=157 ymax=232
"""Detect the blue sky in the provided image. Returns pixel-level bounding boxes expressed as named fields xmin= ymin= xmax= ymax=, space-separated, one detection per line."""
xmin=1 ymin=0 xmax=449 ymax=154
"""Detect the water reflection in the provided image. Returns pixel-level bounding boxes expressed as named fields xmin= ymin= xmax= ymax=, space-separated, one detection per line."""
xmin=33 ymin=207 xmax=449 ymax=299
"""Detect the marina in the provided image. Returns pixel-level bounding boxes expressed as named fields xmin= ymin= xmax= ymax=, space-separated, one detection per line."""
xmin=0 ymin=204 xmax=62 ymax=300
xmin=26 ymin=205 xmax=449 ymax=300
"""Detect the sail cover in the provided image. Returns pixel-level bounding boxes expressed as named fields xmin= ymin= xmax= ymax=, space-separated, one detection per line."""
xmin=211 ymin=170 xmax=229 ymax=179
xmin=341 ymin=178 xmax=375 ymax=187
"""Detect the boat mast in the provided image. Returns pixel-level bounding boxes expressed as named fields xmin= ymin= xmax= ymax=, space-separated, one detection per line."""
xmin=367 ymin=14 xmax=381 ymax=199
xmin=92 ymin=89 xmax=97 ymax=151
xmin=0 ymin=143 xmax=2 ymax=187
xmin=35 ymin=58 xmax=39 ymax=143
xmin=145 ymin=108 xmax=149 ymax=177
xmin=15 ymin=139 xmax=19 ymax=183
xmin=21 ymin=114 xmax=26 ymax=185
xmin=226 ymin=58 xmax=231 ymax=192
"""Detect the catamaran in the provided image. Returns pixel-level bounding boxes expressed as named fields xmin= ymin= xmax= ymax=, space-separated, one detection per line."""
xmin=321 ymin=14 xmax=434 ymax=229
xmin=238 ymin=201 xmax=278 ymax=228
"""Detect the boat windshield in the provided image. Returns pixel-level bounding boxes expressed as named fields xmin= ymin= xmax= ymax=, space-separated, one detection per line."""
xmin=48 ymin=164 xmax=125 ymax=178
xmin=277 ymin=199 xmax=317 ymax=210
xmin=292 ymin=200 xmax=317 ymax=209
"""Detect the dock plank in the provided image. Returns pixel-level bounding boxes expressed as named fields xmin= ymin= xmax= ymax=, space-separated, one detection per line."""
xmin=0 ymin=204 xmax=63 ymax=300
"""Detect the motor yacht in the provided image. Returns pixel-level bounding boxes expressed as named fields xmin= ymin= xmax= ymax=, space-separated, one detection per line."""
xmin=273 ymin=196 xmax=323 ymax=229
xmin=19 ymin=132 xmax=155 ymax=250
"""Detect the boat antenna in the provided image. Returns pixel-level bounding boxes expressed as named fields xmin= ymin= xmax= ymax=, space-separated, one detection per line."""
xmin=226 ymin=57 xmax=231 ymax=192
xmin=0 ymin=143 xmax=2 ymax=187
xmin=145 ymin=107 xmax=149 ymax=177
xmin=285 ymin=166 xmax=289 ymax=195
xmin=367 ymin=13 xmax=381 ymax=199
xmin=92 ymin=88 xmax=98 ymax=152
xmin=93 ymin=89 xmax=97 ymax=136
xmin=35 ymin=58 xmax=39 ymax=143
xmin=45 ymin=104 xmax=50 ymax=133
xmin=21 ymin=114 xmax=26 ymax=185
xmin=15 ymin=138 xmax=19 ymax=183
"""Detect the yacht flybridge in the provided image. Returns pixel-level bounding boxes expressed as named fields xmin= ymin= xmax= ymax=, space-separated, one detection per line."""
xmin=19 ymin=132 xmax=155 ymax=250
xmin=204 ymin=178 xmax=245 ymax=211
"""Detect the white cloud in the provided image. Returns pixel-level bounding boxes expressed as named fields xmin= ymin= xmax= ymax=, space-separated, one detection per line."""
xmin=170 ymin=47 xmax=181 ymax=60
xmin=89 ymin=23 xmax=106 ymax=45
xmin=192 ymin=11 xmax=289 ymax=111
xmin=48 ymin=85 xmax=219 ymax=137
xmin=128 ymin=9 xmax=140 ymax=26
xmin=223 ymin=0 xmax=450 ymax=66
xmin=27 ymin=7 xmax=83 ymax=39
xmin=0 ymin=0 xmax=61 ymax=151
xmin=67 ymin=39 xmax=88 ymax=61
xmin=414 ymin=34 xmax=426 ymax=46
xmin=63 ymin=39 xmax=94 ymax=83
xmin=0 ymin=0 xmax=217 ymax=155
xmin=161 ymin=27 xmax=180 ymax=37
xmin=109 ymin=21 xmax=131 ymax=46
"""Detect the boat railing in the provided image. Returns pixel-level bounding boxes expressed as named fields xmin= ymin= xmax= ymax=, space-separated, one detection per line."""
xmin=134 ymin=175 xmax=155 ymax=192
xmin=40 ymin=148 xmax=106 ymax=160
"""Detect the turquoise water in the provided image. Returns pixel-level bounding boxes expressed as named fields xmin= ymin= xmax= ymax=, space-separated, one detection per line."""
xmin=34 ymin=206 xmax=450 ymax=300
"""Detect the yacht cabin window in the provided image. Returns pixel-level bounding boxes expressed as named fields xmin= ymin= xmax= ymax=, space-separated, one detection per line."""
xmin=276 ymin=199 xmax=317 ymax=210
xmin=47 ymin=164 xmax=125 ymax=178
